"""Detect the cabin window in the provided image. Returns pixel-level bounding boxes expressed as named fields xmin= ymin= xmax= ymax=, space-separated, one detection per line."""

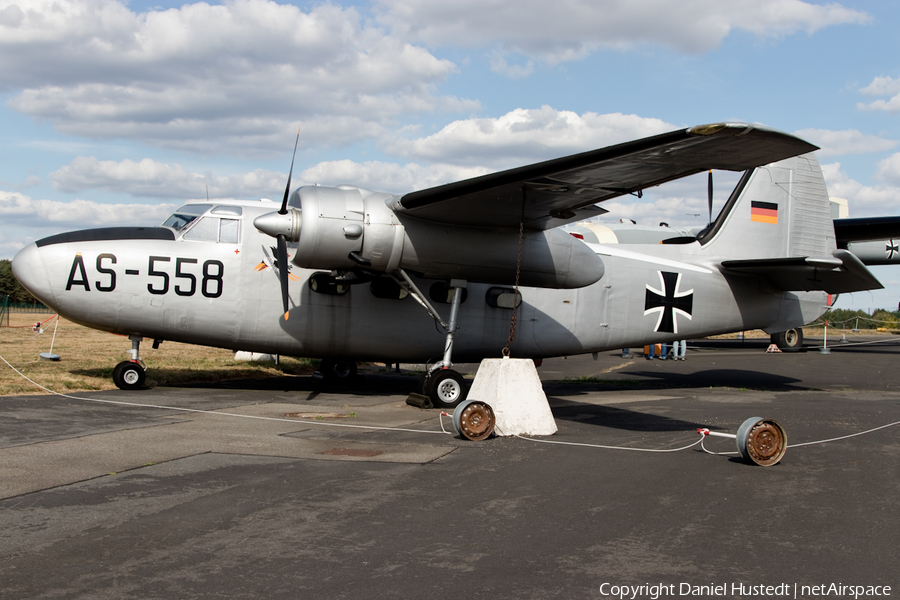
xmin=370 ymin=277 xmax=409 ymax=300
xmin=429 ymin=282 xmax=468 ymax=304
xmin=309 ymin=272 xmax=349 ymax=295
xmin=485 ymin=287 xmax=521 ymax=309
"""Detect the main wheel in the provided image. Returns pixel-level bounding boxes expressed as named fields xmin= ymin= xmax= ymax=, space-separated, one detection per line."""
xmin=113 ymin=360 xmax=146 ymax=390
xmin=771 ymin=328 xmax=803 ymax=350
xmin=426 ymin=369 xmax=467 ymax=409
xmin=318 ymin=358 xmax=357 ymax=381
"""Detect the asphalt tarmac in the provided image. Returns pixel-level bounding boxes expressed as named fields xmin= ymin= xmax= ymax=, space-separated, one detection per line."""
xmin=1 ymin=336 xmax=898 ymax=599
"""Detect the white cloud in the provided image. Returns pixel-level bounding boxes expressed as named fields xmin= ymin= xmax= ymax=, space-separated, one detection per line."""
xmin=50 ymin=156 xmax=286 ymax=199
xmin=0 ymin=190 xmax=176 ymax=230
xmin=860 ymin=75 xmax=900 ymax=97
xmin=299 ymin=159 xmax=489 ymax=193
xmin=821 ymin=163 xmax=900 ymax=215
xmin=385 ymin=107 xmax=675 ymax=167
xmin=857 ymin=74 xmax=900 ymax=113
xmin=18 ymin=176 xmax=42 ymax=190
xmin=489 ymin=53 xmax=534 ymax=79
xmin=376 ymin=0 xmax=868 ymax=64
xmin=48 ymin=154 xmax=489 ymax=199
xmin=0 ymin=0 xmax=470 ymax=154
xmin=793 ymin=128 xmax=898 ymax=157
xmin=875 ymin=154 xmax=900 ymax=186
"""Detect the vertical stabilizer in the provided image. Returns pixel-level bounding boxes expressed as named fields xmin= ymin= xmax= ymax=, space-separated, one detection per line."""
xmin=699 ymin=153 xmax=836 ymax=259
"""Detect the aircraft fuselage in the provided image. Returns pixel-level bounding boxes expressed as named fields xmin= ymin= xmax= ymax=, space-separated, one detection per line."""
xmin=12 ymin=200 xmax=826 ymax=363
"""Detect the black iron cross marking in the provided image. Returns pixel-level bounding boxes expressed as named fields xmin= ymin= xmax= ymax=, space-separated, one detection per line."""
xmin=887 ymin=239 xmax=898 ymax=259
xmin=644 ymin=271 xmax=693 ymax=334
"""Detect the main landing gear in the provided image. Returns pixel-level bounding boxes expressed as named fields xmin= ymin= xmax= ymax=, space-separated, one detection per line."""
xmin=112 ymin=335 xmax=147 ymax=390
xmin=770 ymin=327 xmax=803 ymax=351
xmin=424 ymin=368 xmax=467 ymax=409
xmin=317 ymin=358 xmax=358 ymax=381
xmin=394 ymin=271 xmax=470 ymax=409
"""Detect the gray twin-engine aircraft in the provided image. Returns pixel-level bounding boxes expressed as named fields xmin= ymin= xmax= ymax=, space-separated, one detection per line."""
xmin=12 ymin=123 xmax=897 ymax=407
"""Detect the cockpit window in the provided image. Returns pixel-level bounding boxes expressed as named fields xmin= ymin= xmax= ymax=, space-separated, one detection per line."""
xmin=161 ymin=204 xmax=212 ymax=232
xmin=211 ymin=205 xmax=242 ymax=216
xmin=182 ymin=216 xmax=242 ymax=244
xmin=183 ymin=216 xmax=218 ymax=241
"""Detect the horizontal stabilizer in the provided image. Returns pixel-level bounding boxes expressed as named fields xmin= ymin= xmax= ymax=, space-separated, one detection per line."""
xmin=834 ymin=216 xmax=900 ymax=245
xmin=721 ymin=249 xmax=883 ymax=293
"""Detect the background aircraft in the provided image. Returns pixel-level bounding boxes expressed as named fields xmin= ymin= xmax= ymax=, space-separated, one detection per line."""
xmin=12 ymin=123 xmax=898 ymax=407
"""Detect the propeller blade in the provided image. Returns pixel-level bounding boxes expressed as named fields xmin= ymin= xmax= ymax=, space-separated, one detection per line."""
xmin=707 ymin=169 xmax=714 ymax=226
xmin=276 ymin=234 xmax=290 ymax=314
xmin=280 ymin=127 xmax=301 ymax=215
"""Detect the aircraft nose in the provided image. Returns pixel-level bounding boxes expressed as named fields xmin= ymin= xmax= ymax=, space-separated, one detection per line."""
xmin=11 ymin=243 xmax=55 ymax=308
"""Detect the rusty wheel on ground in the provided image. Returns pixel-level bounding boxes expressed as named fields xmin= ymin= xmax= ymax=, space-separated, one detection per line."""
xmin=452 ymin=399 xmax=496 ymax=441
xmin=736 ymin=417 xmax=787 ymax=466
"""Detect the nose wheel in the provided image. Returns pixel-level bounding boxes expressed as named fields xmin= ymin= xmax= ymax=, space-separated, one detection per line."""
xmin=112 ymin=335 xmax=147 ymax=390
xmin=113 ymin=360 xmax=146 ymax=390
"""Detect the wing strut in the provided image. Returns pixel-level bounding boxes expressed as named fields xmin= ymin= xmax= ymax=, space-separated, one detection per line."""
xmin=392 ymin=269 xmax=449 ymax=330
xmin=391 ymin=268 xmax=467 ymax=374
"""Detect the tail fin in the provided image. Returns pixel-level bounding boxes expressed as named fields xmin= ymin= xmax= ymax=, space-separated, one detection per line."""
xmin=698 ymin=153 xmax=835 ymax=259
xmin=703 ymin=153 xmax=881 ymax=293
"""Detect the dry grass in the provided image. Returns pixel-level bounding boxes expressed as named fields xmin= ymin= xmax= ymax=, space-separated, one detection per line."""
xmin=0 ymin=313 xmax=315 ymax=396
xmin=709 ymin=327 xmax=898 ymax=339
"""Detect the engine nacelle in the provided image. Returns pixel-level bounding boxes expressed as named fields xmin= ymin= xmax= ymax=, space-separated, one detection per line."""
xmin=257 ymin=185 xmax=604 ymax=289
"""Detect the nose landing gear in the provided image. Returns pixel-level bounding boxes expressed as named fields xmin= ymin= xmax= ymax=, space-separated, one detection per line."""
xmin=112 ymin=335 xmax=147 ymax=390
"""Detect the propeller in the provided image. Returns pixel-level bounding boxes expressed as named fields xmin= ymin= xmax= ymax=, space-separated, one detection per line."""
xmin=275 ymin=128 xmax=301 ymax=316
xmin=707 ymin=169 xmax=713 ymax=227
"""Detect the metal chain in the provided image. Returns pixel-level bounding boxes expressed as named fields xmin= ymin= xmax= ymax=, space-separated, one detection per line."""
xmin=503 ymin=192 xmax=526 ymax=357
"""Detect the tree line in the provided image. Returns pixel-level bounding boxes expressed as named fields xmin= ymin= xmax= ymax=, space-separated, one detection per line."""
xmin=0 ymin=259 xmax=40 ymax=304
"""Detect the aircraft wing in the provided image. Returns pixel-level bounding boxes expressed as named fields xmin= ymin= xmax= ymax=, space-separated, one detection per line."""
xmin=721 ymin=250 xmax=883 ymax=294
xmin=834 ymin=216 xmax=900 ymax=245
xmin=395 ymin=123 xmax=818 ymax=230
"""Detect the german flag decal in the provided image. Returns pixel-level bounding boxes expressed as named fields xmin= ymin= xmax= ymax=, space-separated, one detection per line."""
xmin=751 ymin=201 xmax=778 ymax=224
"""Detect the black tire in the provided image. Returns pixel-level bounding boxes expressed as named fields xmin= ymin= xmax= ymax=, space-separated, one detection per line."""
xmin=426 ymin=369 xmax=467 ymax=409
xmin=113 ymin=360 xmax=146 ymax=390
xmin=771 ymin=328 xmax=803 ymax=350
xmin=318 ymin=358 xmax=357 ymax=381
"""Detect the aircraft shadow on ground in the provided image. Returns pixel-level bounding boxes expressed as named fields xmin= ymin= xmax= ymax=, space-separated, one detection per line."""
xmin=547 ymin=399 xmax=710 ymax=433
xmin=155 ymin=372 xmax=421 ymax=397
xmin=546 ymin=368 xmax=813 ymax=393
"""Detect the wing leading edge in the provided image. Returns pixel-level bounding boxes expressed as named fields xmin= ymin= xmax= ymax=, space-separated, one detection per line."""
xmin=834 ymin=216 xmax=900 ymax=246
xmin=394 ymin=123 xmax=818 ymax=230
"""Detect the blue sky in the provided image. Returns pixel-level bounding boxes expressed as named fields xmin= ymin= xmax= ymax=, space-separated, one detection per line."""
xmin=2 ymin=0 xmax=900 ymax=309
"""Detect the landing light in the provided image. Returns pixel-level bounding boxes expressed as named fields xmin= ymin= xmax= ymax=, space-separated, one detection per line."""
xmin=688 ymin=123 xmax=728 ymax=136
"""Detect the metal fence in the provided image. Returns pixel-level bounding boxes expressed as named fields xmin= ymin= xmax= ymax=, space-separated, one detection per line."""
xmin=1 ymin=296 xmax=52 ymax=326
xmin=6 ymin=304 xmax=52 ymax=314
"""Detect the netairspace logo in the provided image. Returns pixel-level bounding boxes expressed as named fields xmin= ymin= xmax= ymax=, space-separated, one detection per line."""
xmin=599 ymin=583 xmax=893 ymax=600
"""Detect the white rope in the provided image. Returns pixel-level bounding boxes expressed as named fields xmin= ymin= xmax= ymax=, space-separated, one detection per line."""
xmin=788 ymin=420 xmax=900 ymax=448
xmin=3 ymin=353 xmax=897 ymax=451
xmin=512 ymin=432 xmax=706 ymax=453
xmin=0 ymin=352 xmax=451 ymax=436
